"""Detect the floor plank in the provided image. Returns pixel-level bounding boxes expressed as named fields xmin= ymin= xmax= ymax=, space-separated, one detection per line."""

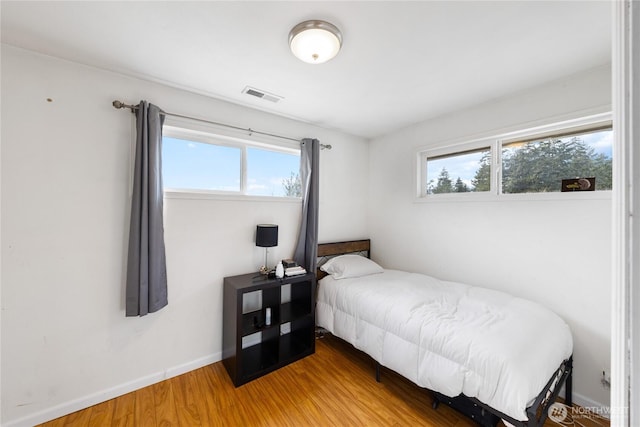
xmin=134 ymin=386 xmax=156 ymax=427
xmin=152 ymin=379 xmax=179 ymax=426
xmin=110 ymin=391 xmax=135 ymax=427
xmin=171 ymin=373 xmax=202 ymax=427
xmin=87 ymin=399 xmax=114 ymax=427
xmin=38 ymin=335 xmax=609 ymax=426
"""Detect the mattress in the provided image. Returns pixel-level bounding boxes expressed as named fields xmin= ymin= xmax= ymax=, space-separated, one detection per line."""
xmin=316 ymin=269 xmax=573 ymax=421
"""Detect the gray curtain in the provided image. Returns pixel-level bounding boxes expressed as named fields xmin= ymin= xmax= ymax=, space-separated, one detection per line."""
xmin=293 ymin=138 xmax=320 ymax=273
xmin=126 ymin=101 xmax=168 ymax=316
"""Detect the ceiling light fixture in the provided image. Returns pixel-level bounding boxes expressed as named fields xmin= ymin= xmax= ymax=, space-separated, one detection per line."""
xmin=288 ymin=20 xmax=342 ymax=64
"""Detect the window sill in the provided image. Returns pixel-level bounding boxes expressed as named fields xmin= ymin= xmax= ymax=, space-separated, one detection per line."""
xmin=164 ymin=189 xmax=302 ymax=203
xmin=414 ymin=190 xmax=612 ymax=203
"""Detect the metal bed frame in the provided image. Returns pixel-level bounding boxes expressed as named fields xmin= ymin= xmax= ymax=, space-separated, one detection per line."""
xmin=376 ymin=356 xmax=572 ymax=426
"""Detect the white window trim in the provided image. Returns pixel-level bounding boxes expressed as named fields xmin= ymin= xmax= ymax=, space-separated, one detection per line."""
xmin=415 ymin=112 xmax=613 ymax=203
xmin=163 ymin=190 xmax=302 ymax=203
xmin=162 ymin=121 xmax=301 ymax=200
xmin=164 ymin=116 xmax=300 ymax=153
xmin=417 ymin=137 xmax=495 ymax=199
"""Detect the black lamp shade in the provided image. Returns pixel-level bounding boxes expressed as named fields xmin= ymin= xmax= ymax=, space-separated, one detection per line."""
xmin=256 ymin=224 xmax=278 ymax=247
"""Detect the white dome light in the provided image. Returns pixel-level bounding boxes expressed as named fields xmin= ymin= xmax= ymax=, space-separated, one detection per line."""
xmin=289 ymin=20 xmax=342 ymax=64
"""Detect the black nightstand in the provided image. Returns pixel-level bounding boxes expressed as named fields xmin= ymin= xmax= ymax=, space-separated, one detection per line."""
xmin=222 ymin=272 xmax=316 ymax=386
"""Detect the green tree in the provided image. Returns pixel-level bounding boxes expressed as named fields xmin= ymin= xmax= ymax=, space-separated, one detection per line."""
xmin=282 ymin=172 xmax=302 ymax=197
xmin=502 ymin=136 xmax=612 ymax=193
xmin=591 ymin=152 xmax=613 ymax=189
xmin=454 ymin=177 xmax=470 ymax=193
xmin=472 ymin=152 xmax=491 ymax=192
xmin=428 ymin=168 xmax=454 ymax=194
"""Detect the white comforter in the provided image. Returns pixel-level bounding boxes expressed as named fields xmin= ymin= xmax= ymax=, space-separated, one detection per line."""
xmin=316 ymin=270 xmax=573 ymax=422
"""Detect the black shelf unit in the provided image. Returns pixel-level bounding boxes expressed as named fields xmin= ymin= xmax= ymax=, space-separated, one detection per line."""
xmin=222 ymin=272 xmax=315 ymax=386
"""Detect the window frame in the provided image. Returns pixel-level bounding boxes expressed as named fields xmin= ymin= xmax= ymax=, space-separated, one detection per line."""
xmin=415 ymin=112 xmax=613 ymax=202
xmin=418 ymin=138 xmax=496 ymax=200
xmin=162 ymin=122 xmax=302 ymax=201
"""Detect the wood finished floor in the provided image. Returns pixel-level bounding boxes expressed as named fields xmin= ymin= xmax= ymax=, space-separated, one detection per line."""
xmin=39 ymin=335 xmax=609 ymax=426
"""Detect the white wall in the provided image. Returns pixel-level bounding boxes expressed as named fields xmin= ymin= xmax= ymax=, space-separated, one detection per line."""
xmin=0 ymin=45 xmax=369 ymax=426
xmin=368 ymin=64 xmax=612 ymax=408
xmin=0 ymin=42 xmax=614 ymax=425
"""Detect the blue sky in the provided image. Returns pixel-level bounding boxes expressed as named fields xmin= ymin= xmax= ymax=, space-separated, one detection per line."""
xmin=581 ymin=130 xmax=613 ymax=157
xmin=162 ymin=137 xmax=300 ymax=196
xmin=246 ymin=147 xmax=300 ymax=196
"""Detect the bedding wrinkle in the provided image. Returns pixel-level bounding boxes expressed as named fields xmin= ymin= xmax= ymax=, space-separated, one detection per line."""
xmin=316 ymin=270 xmax=572 ymax=422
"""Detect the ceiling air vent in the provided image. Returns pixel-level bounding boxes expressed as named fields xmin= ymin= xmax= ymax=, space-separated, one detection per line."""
xmin=242 ymin=86 xmax=283 ymax=103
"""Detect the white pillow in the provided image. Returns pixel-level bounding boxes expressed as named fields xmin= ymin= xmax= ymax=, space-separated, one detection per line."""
xmin=320 ymin=255 xmax=383 ymax=279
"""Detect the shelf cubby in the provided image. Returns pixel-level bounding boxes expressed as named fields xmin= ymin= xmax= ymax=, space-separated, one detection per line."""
xmin=223 ymin=272 xmax=316 ymax=386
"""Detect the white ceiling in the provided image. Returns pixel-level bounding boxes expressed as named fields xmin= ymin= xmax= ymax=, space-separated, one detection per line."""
xmin=1 ymin=1 xmax=611 ymax=139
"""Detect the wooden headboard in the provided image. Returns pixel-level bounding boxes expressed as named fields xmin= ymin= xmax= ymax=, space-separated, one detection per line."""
xmin=316 ymin=239 xmax=371 ymax=279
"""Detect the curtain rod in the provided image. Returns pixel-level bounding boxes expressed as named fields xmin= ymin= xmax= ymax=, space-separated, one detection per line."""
xmin=112 ymin=100 xmax=332 ymax=150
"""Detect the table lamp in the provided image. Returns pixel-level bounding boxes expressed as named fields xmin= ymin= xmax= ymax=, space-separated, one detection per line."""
xmin=256 ymin=224 xmax=278 ymax=274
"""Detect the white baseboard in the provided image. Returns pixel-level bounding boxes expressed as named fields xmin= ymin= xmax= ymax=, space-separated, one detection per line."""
xmin=3 ymin=352 xmax=222 ymax=427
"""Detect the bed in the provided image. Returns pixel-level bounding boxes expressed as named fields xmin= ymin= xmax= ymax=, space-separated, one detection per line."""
xmin=315 ymin=239 xmax=573 ymax=427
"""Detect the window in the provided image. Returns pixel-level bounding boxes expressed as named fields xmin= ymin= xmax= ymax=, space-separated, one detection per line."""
xmin=501 ymin=127 xmax=612 ymax=194
xmin=162 ymin=127 xmax=301 ymax=198
xmin=418 ymin=116 xmax=612 ymax=199
xmin=425 ymin=147 xmax=492 ymax=194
